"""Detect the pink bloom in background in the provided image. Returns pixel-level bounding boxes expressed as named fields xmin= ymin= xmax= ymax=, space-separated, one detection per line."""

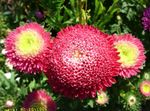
xmin=23 ymin=90 xmax=56 ymax=111
xmin=142 ymin=6 xmax=150 ymax=31
xmin=5 ymin=22 xmax=52 ymax=74
xmin=35 ymin=11 xmax=44 ymax=19
xmin=112 ymin=34 xmax=146 ymax=78
xmin=139 ymin=80 xmax=150 ymax=97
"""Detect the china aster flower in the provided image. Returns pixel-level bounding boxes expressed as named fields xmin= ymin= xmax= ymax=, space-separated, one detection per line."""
xmin=5 ymin=22 xmax=52 ymax=74
xmin=96 ymin=91 xmax=109 ymax=105
xmin=22 ymin=90 xmax=56 ymax=111
xmin=139 ymin=80 xmax=150 ymax=97
xmin=46 ymin=24 xmax=120 ymax=99
xmin=142 ymin=6 xmax=150 ymax=31
xmin=112 ymin=34 xmax=146 ymax=78
xmin=121 ymin=91 xmax=141 ymax=111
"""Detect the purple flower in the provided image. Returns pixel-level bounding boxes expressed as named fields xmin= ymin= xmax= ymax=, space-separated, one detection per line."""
xmin=142 ymin=6 xmax=150 ymax=31
xmin=35 ymin=11 xmax=44 ymax=19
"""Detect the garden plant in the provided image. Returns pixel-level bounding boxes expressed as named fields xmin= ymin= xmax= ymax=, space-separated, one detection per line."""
xmin=0 ymin=0 xmax=150 ymax=111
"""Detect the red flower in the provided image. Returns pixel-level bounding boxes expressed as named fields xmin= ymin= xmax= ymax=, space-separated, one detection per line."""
xmin=46 ymin=24 xmax=120 ymax=99
xmin=112 ymin=34 xmax=146 ymax=78
xmin=5 ymin=22 xmax=52 ymax=74
xmin=22 ymin=90 xmax=56 ymax=111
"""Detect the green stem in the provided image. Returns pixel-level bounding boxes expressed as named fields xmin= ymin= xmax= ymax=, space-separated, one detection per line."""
xmin=85 ymin=0 xmax=88 ymax=23
xmin=78 ymin=0 xmax=82 ymax=24
xmin=127 ymin=79 xmax=136 ymax=89
xmin=77 ymin=0 xmax=88 ymax=24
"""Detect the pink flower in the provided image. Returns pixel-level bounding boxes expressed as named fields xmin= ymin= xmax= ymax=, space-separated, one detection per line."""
xmin=139 ymin=80 xmax=150 ymax=97
xmin=112 ymin=34 xmax=146 ymax=78
xmin=5 ymin=22 xmax=52 ymax=74
xmin=23 ymin=90 xmax=56 ymax=111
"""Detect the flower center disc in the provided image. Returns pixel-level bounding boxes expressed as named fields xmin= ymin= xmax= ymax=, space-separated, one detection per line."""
xmin=15 ymin=30 xmax=43 ymax=57
xmin=115 ymin=41 xmax=139 ymax=67
xmin=73 ymin=50 xmax=83 ymax=59
xmin=143 ymin=84 xmax=150 ymax=93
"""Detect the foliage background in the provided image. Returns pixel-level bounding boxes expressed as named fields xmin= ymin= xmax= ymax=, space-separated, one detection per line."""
xmin=0 ymin=0 xmax=150 ymax=111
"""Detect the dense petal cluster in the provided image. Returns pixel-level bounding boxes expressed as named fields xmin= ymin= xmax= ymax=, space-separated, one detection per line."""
xmin=142 ymin=6 xmax=150 ymax=31
xmin=46 ymin=24 xmax=120 ymax=99
xmin=22 ymin=90 xmax=56 ymax=111
xmin=5 ymin=22 xmax=52 ymax=74
xmin=112 ymin=34 xmax=146 ymax=78
xmin=139 ymin=80 xmax=150 ymax=97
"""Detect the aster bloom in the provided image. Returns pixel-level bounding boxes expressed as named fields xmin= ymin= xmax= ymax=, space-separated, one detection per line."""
xmin=127 ymin=95 xmax=137 ymax=106
xmin=5 ymin=22 xmax=52 ymax=74
xmin=139 ymin=80 xmax=150 ymax=97
xmin=46 ymin=24 xmax=120 ymax=99
xmin=142 ymin=6 xmax=150 ymax=31
xmin=112 ymin=34 xmax=146 ymax=78
xmin=23 ymin=90 xmax=56 ymax=111
xmin=96 ymin=91 xmax=109 ymax=105
xmin=121 ymin=92 xmax=141 ymax=111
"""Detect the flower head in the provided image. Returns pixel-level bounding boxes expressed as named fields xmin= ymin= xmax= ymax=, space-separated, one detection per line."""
xmin=46 ymin=24 xmax=120 ymax=99
xmin=23 ymin=90 xmax=56 ymax=111
xmin=142 ymin=6 xmax=150 ymax=31
xmin=5 ymin=22 xmax=52 ymax=74
xmin=127 ymin=95 xmax=137 ymax=106
xmin=112 ymin=34 xmax=146 ymax=78
xmin=96 ymin=91 xmax=109 ymax=105
xmin=139 ymin=80 xmax=150 ymax=97
xmin=121 ymin=91 xmax=141 ymax=111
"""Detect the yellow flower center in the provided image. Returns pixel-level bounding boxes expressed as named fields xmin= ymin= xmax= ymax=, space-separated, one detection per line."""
xmin=15 ymin=30 xmax=44 ymax=57
xmin=73 ymin=50 xmax=83 ymax=59
xmin=142 ymin=83 xmax=150 ymax=94
xmin=115 ymin=41 xmax=139 ymax=67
